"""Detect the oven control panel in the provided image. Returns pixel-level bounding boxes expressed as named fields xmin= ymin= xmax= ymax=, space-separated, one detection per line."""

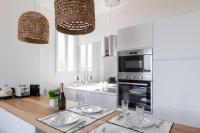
xmin=118 ymin=72 xmax=152 ymax=81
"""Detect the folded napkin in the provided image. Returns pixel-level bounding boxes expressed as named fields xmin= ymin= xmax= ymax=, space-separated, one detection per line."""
xmin=67 ymin=105 xmax=114 ymax=119
xmin=109 ymin=111 xmax=173 ymax=133
xmin=37 ymin=111 xmax=96 ymax=133
xmin=90 ymin=122 xmax=138 ymax=133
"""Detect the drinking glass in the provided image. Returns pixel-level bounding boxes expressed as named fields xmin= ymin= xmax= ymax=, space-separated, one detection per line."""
xmin=136 ymin=105 xmax=144 ymax=126
xmin=122 ymin=99 xmax=129 ymax=115
xmin=76 ymin=94 xmax=84 ymax=108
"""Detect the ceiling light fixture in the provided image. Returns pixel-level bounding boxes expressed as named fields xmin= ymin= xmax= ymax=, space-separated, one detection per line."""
xmin=54 ymin=0 xmax=95 ymax=35
xmin=18 ymin=11 xmax=49 ymax=44
xmin=18 ymin=0 xmax=49 ymax=44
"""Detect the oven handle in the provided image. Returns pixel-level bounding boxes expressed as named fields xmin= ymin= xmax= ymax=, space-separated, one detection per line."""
xmin=118 ymin=82 xmax=148 ymax=86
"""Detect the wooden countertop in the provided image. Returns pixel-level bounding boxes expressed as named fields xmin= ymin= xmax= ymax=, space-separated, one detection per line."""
xmin=0 ymin=96 xmax=199 ymax=133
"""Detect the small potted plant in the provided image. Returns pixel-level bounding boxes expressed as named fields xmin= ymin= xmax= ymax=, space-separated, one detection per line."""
xmin=47 ymin=89 xmax=59 ymax=107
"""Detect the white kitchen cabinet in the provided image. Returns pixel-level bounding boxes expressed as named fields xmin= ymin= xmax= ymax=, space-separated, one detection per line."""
xmin=65 ymin=88 xmax=117 ymax=110
xmin=154 ymin=11 xmax=200 ymax=59
xmin=152 ymin=12 xmax=200 ymax=127
xmin=117 ymin=23 xmax=153 ymax=51
xmin=64 ymin=89 xmax=77 ymax=101
xmin=154 ymin=103 xmax=200 ymax=128
xmin=0 ymin=107 xmax=35 ymax=133
xmin=92 ymin=93 xmax=117 ymax=110
xmin=76 ymin=91 xmax=93 ymax=105
xmin=65 ymin=88 xmax=94 ymax=105
xmin=153 ymin=60 xmax=200 ymax=127
xmin=153 ymin=60 xmax=200 ymax=107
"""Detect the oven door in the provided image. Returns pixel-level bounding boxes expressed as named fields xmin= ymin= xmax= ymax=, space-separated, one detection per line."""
xmin=118 ymin=54 xmax=152 ymax=73
xmin=118 ymin=80 xmax=152 ymax=112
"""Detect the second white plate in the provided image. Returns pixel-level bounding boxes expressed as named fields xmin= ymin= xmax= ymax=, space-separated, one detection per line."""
xmin=50 ymin=112 xmax=79 ymax=126
xmin=81 ymin=105 xmax=102 ymax=114
xmin=126 ymin=115 xmax=155 ymax=128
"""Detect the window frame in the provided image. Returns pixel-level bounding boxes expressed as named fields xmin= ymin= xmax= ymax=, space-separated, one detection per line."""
xmin=55 ymin=32 xmax=77 ymax=73
xmin=78 ymin=43 xmax=93 ymax=72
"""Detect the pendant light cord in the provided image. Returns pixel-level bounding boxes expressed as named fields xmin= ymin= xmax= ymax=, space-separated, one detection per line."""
xmin=109 ymin=7 xmax=113 ymax=35
xmin=34 ymin=0 xmax=36 ymax=11
xmin=103 ymin=10 xmax=107 ymax=36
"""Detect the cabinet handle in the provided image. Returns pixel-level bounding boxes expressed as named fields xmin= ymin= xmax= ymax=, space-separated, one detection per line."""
xmin=118 ymin=82 xmax=148 ymax=86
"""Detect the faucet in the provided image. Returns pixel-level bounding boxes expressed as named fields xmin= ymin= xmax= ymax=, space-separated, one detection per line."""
xmin=80 ymin=69 xmax=93 ymax=85
xmin=81 ymin=69 xmax=88 ymax=85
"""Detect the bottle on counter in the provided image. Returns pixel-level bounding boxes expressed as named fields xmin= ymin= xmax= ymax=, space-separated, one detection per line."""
xmin=58 ymin=82 xmax=66 ymax=110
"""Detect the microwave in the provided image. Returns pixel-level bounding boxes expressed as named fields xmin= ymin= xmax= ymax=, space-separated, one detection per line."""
xmin=118 ymin=49 xmax=152 ymax=81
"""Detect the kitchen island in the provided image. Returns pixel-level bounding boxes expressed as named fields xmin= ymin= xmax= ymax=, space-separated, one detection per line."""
xmin=0 ymin=96 xmax=199 ymax=133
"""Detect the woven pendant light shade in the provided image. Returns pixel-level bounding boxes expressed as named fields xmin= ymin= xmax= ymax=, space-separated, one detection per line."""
xmin=54 ymin=0 xmax=95 ymax=35
xmin=18 ymin=11 xmax=49 ymax=44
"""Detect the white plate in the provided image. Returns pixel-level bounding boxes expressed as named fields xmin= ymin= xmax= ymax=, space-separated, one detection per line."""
xmin=126 ymin=115 xmax=155 ymax=128
xmin=95 ymin=126 xmax=132 ymax=133
xmin=50 ymin=112 xmax=79 ymax=126
xmin=81 ymin=106 xmax=102 ymax=114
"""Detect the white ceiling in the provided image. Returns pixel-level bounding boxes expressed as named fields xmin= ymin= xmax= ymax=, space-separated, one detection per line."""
xmin=38 ymin=0 xmax=136 ymax=15
xmin=94 ymin=0 xmax=137 ymax=14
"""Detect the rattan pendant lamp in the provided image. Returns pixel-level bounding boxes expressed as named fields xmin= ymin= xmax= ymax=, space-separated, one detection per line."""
xmin=18 ymin=0 xmax=49 ymax=44
xmin=54 ymin=0 xmax=95 ymax=35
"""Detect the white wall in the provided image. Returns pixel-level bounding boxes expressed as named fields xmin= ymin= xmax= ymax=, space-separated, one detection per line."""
xmin=101 ymin=56 xmax=117 ymax=81
xmin=79 ymin=0 xmax=200 ymax=44
xmin=91 ymin=42 xmax=102 ymax=82
xmin=93 ymin=42 xmax=117 ymax=82
xmin=0 ymin=0 xmax=41 ymax=87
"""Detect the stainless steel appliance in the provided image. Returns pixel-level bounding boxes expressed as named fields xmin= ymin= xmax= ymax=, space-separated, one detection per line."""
xmin=118 ymin=78 xmax=152 ymax=112
xmin=0 ymin=85 xmax=13 ymax=99
xmin=118 ymin=48 xmax=152 ymax=81
xmin=14 ymin=85 xmax=30 ymax=97
xmin=117 ymin=48 xmax=153 ymax=112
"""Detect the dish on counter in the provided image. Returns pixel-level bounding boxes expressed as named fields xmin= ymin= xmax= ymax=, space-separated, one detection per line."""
xmin=94 ymin=124 xmax=133 ymax=133
xmin=125 ymin=114 xmax=155 ymax=128
xmin=50 ymin=112 xmax=79 ymax=126
xmin=81 ymin=105 xmax=103 ymax=114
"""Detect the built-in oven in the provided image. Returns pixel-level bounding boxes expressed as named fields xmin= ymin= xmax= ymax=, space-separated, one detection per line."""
xmin=118 ymin=49 xmax=152 ymax=81
xmin=117 ymin=48 xmax=153 ymax=113
xmin=118 ymin=79 xmax=152 ymax=113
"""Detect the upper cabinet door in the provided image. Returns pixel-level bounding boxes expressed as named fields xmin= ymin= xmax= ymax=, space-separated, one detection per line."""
xmin=117 ymin=23 xmax=153 ymax=51
xmin=154 ymin=12 xmax=200 ymax=59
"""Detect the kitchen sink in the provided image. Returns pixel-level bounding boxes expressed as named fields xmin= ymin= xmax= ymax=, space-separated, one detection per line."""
xmin=103 ymin=87 xmax=118 ymax=93
xmin=72 ymin=83 xmax=118 ymax=93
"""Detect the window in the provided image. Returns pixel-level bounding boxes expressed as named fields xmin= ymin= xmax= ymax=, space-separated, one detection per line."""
xmin=57 ymin=32 xmax=65 ymax=72
xmin=67 ymin=35 xmax=75 ymax=71
xmin=80 ymin=44 xmax=86 ymax=70
xmin=56 ymin=32 xmax=76 ymax=72
xmin=87 ymin=44 xmax=92 ymax=71
xmin=79 ymin=44 xmax=93 ymax=71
